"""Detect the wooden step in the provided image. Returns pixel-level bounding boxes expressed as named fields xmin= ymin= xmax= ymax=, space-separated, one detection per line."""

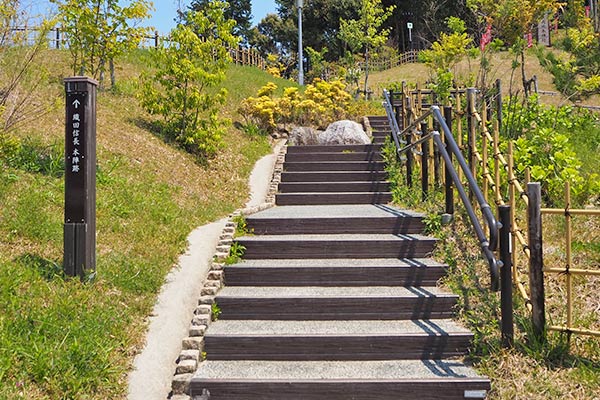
xmin=286 ymin=144 xmax=383 ymax=154
xmin=204 ymin=319 xmax=473 ymax=361
xmin=237 ymin=233 xmax=436 ymax=259
xmin=285 ymin=152 xmax=384 ymax=162
xmin=371 ymin=130 xmax=390 ymax=136
xmin=278 ymin=181 xmax=392 ymax=193
xmin=368 ymin=116 xmax=389 ymax=122
xmin=372 ymin=136 xmax=387 ymax=144
xmin=191 ymin=360 xmax=490 ymax=399
xmin=284 ymin=161 xmax=386 ymax=172
xmin=215 ymin=286 xmax=458 ymax=320
xmin=281 ymin=171 xmax=388 ymax=182
xmin=246 ymin=205 xmax=423 ymax=234
xmin=275 ymin=192 xmax=393 ymax=205
xmin=224 ymin=258 xmax=445 ymax=287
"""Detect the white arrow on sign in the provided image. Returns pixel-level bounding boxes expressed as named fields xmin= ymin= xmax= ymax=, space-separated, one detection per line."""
xmin=72 ymin=99 xmax=81 ymax=108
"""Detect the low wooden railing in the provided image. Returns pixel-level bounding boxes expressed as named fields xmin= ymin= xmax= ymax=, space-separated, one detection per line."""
xmin=8 ymin=27 xmax=267 ymax=70
xmin=357 ymin=50 xmax=419 ymax=73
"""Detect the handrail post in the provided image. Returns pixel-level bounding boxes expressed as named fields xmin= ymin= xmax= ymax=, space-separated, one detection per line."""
xmin=406 ymin=97 xmax=413 ymax=188
xmin=421 ymin=122 xmax=429 ymax=201
xmin=444 ymin=106 xmax=454 ymax=215
xmin=433 ymin=118 xmax=441 ymax=187
xmin=499 ymin=205 xmax=514 ymax=347
xmin=528 ymin=182 xmax=546 ymax=342
xmin=467 ymin=88 xmax=477 ymax=203
xmin=401 ymin=81 xmax=407 ymax=130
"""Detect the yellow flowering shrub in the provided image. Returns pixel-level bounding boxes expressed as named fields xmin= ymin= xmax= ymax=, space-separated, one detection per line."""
xmin=266 ymin=67 xmax=281 ymax=78
xmin=239 ymin=79 xmax=359 ymax=133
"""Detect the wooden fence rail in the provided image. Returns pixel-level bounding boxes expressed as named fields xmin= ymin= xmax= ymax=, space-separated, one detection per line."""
xmin=8 ymin=27 xmax=267 ymax=70
xmin=356 ymin=50 xmax=419 ymax=73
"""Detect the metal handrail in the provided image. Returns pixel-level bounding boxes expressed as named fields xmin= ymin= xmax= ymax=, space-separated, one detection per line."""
xmin=382 ymin=94 xmax=502 ymax=291
xmin=382 ymin=90 xmax=405 ymax=151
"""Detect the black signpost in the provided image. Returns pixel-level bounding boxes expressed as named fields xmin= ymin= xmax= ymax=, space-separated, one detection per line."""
xmin=63 ymin=77 xmax=97 ymax=280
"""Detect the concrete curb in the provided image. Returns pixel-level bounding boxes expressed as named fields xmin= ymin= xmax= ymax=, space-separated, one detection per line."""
xmin=168 ymin=142 xmax=287 ymax=399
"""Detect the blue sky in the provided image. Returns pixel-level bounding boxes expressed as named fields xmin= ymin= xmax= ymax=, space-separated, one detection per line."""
xmin=30 ymin=0 xmax=278 ymax=35
xmin=149 ymin=0 xmax=278 ymax=35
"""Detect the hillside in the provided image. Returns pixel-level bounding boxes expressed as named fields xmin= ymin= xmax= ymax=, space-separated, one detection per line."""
xmin=369 ymin=48 xmax=600 ymax=107
xmin=0 ymin=49 xmax=296 ymax=399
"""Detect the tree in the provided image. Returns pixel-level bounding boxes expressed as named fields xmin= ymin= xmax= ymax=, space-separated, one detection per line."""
xmin=276 ymin=0 xmax=360 ymax=60
xmin=1 ymin=0 xmax=53 ymax=132
xmin=52 ymin=0 xmax=152 ymax=86
xmin=190 ymin=0 xmax=252 ymax=44
xmin=537 ymin=17 xmax=600 ymax=99
xmin=467 ymin=0 xmax=559 ymax=96
xmin=338 ymin=0 xmax=394 ymax=95
xmin=249 ymin=13 xmax=295 ymax=57
xmin=140 ymin=2 xmax=238 ymax=158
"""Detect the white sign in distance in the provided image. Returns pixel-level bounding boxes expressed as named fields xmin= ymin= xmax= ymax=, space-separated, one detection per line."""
xmin=407 ymin=22 xmax=413 ymax=29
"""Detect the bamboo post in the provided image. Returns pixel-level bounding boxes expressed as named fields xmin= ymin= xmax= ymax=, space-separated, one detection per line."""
xmin=482 ymin=125 xmax=489 ymax=203
xmin=527 ymin=182 xmax=546 ymax=341
xmin=565 ymin=181 xmax=573 ymax=332
xmin=494 ymin=120 xmax=501 ymax=205
xmin=496 ymin=79 xmax=503 ymax=132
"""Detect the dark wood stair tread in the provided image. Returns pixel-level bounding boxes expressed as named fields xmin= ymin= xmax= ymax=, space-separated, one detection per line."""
xmin=191 ymin=360 xmax=490 ymax=399
xmin=205 ymin=319 xmax=473 ymax=360
xmin=224 ymin=258 xmax=446 ymax=286
xmin=275 ymin=192 xmax=393 ymax=205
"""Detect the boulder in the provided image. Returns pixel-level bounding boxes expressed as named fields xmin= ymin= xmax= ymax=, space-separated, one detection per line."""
xmin=318 ymin=120 xmax=370 ymax=145
xmin=288 ymin=126 xmax=320 ymax=146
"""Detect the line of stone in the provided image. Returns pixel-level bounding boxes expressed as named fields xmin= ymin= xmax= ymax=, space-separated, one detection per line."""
xmin=168 ymin=142 xmax=287 ymax=400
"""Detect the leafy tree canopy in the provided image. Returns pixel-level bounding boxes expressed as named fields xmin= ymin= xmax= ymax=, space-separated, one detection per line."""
xmin=189 ymin=0 xmax=252 ymax=44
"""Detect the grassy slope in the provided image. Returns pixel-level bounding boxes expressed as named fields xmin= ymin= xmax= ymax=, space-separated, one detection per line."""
xmin=370 ymin=47 xmax=599 ymax=107
xmin=0 ymin=50 xmax=295 ymax=399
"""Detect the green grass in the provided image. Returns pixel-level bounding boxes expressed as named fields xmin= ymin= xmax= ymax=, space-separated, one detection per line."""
xmin=0 ymin=49 xmax=287 ymax=399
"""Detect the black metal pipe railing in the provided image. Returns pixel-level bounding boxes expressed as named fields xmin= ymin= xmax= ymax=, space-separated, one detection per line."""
xmin=382 ymin=90 xmax=405 ymax=152
xmin=382 ymin=93 xmax=502 ymax=291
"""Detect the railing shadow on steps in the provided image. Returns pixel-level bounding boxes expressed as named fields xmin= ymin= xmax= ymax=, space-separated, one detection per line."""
xmin=383 ymin=89 xmax=515 ymax=346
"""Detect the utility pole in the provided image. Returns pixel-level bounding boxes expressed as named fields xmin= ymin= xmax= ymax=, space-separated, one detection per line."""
xmin=296 ymin=0 xmax=304 ymax=85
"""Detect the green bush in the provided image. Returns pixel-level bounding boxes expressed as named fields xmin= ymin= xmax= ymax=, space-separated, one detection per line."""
xmin=0 ymin=135 xmax=64 ymax=177
xmin=504 ymin=97 xmax=600 ymax=204
xmin=140 ymin=3 xmax=238 ymax=158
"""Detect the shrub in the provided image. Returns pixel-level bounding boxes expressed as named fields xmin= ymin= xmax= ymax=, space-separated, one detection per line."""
xmin=504 ymin=98 xmax=600 ymax=204
xmin=140 ymin=3 xmax=238 ymax=158
xmin=239 ymin=79 xmax=356 ymax=133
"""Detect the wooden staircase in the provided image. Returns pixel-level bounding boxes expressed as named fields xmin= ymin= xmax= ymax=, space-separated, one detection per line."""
xmin=189 ymin=116 xmax=491 ymax=399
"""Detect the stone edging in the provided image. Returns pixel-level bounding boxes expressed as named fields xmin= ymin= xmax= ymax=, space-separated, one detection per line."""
xmin=168 ymin=142 xmax=287 ymax=400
